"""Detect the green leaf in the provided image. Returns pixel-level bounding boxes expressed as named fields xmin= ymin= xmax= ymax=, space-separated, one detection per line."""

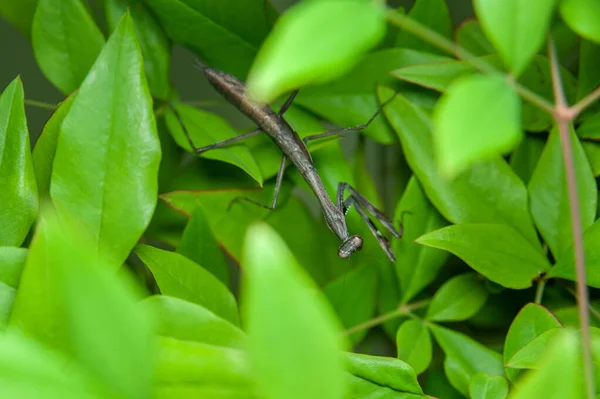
xmin=135 ymin=244 xmax=239 ymax=325
xmin=474 ymin=0 xmax=558 ymax=76
xmin=346 ymin=374 xmax=427 ymax=399
xmin=443 ymin=355 xmax=472 ymax=396
xmin=165 ymin=105 xmax=263 ymax=185
xmin=392 ymin=55 xmax=577 ymax=132
xmin=31 ymin=0 xmax=105 ymax=94
xmin=142 ymin=295 xmax=245 ymax=348
xmin=155 ymin=337 xmax=254 ymax=392
xmin=430 ymin=324 xmax=504 ymax=394
xmin=10 ymin=211 xmax=153 ymax=399
xmin=469 ymin=373 xmax=509 ymax=399
xmin=509 ymin=330 xmax=582 ymax=399
xmin=105 ymin=0 xmax=171 ymax=99
xmin=560 ymin=0 xmax=600 ymax=44
xmin=577 ymin=40 xmax=600 ymax=100
xmin=394 ymin=177 xmax=448 ymax=303
xmin=0 ymin=247 xmax=26 ymax=326
xmin=345 ymin=352 xmax=423 ymax=395
xmin=549 ymin=218 xmax=600 ymax=287
xmin=0 ymin=330 xmax=103 ymax=398
xmin=382 ymin=88 xmax=540 ymax=247
xmin=503 ymin=303 xmax=562 ymax=382
xmin=426 ymin=273 xmax=488 ymax=322
xmin=160 ymin=183 xmax=289 ymax=261
xmin=416 ymin=224 xmax=550 ymax=289
xmin=506 ymin=328 xmax=564 ymax=369
xmin=433 ymin=74 xmax=522 ymax=177
xmin=0 ymin=77 xmax=38 ymax=246
xmin=242 ymin=222 xmax=347 ymax=399
xmin=455 ymin=20 xmax=495 ymax=56
xmin=396 ymin=319 xmax=432 ymax=375
xmin=396 ymin=0 xmax=452 ymax=54
xmin=509 ymin=134 xmax=546 ymax=184
xmin=0 ymin=0 xmax=38 ymax=37
xmin=324 ymin=263 xmax=377 ymax=345
xmin=295 ymin=48 xmax=449 ymax=144
xmin=50 ymin=13 xmax=161 ymax=265
xmin=32 ymin=94 xmax=76 ymax=199
xmin=177 ymin=206 xmax=230 ymax=287
xmin=143 ymin=0 xmax=275 ymax=78
xmin=247 ymin=0 xmax=386 ymax=102
xmin=577 ymin=110 xmax=600 ymax=140
xmin=582 ymin=141 xmax=600 ymax=177
xmin=528 ymin=126 xmax=597 ymax=260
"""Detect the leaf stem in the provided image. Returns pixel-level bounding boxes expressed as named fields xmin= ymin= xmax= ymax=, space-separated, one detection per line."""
xmin=571 ymin=85 xmax=600 ymax=118
xmin=548 ymin=38 xmax=595 ymax=399
xmin=385 ymin=10 xmax=554 ymax=114
xmin=534 ymin=279 xmax=546 ymax=304
xmin=24 ymin=99 xmax=57 ymax=110
xmin=344 ymin=299 xmax=430 ymax=335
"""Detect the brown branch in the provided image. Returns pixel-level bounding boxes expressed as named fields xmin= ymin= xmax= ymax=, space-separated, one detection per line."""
xmin=549 ymin=38 xmax=595 ymax=399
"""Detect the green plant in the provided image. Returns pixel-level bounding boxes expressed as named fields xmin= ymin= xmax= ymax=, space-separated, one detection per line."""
xmin=1 ymin=0 xmax=600 ymax=398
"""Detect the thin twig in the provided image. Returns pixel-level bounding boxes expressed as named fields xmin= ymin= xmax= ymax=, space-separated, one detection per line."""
xmin=571 ymin=85 xmax=600 ymax=118
xmin=534 ymin=279 xmax=546 ymax=304
xmin=24 ymin=99 xmax=57 ymax=110
xmin=385 ymin=10 xmax=555 ymax=115
xmin=344 ymin=299 xmax=430 ymax=336
xmin=549 ymin=38 xmax=595 ymax=399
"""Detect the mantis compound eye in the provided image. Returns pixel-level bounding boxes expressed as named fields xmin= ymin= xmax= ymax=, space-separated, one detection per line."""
xmin=338 ymin=235 xmax=363 ymax=259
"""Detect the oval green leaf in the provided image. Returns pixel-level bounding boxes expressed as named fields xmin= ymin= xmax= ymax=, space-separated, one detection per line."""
xmin=528 ymin=126 xmax=597 ymax=261
xmin=10 ymin=210 xmax=153 ymax=399
xmin=382 ymin=88 xmax=540 ymax=248
xmin=32 ymin=94 xmax=76 ymax=199
xmin=345 ymin=352 xmax=423 ymax=395
xmin=549 ymin=218 xmax=600 ymax=287
xmin=105 ymin=0 xmax=171 ymax=99
xmin=509 ymin=330 xmax=582 ymax=399
xmin=430 ymin=324 xmax=504 ymax=389
xmin=155 ymin=337 xmax=253 ymax=391
xmin=503 ymin=303 xmax=562 ymax=382
xmin=474 ymin=0 xmax=558 ymax=76
xmin=416 ymin=224 xmax=550 ymax=289
xmin=143 ymin=0 xmax=275 ymax=78
xmin=426 ymin=273 xmax=488 ymax=322
xmin=177 ymin=205 xmax=230 ymax=286
xmin=469 ymin=373 xmax=509 ymax=399
xmin=165 ymin=105 xmax=263 ymax=185
xmin=560 ymin=0 xmax=600 ymax=44
xmin=135 ymin=244 xmax=239 ymax=325
xmin=506 ymin=328 xmax=564 ymax=369
xmin=396 ymin=0 xmax=452 ymax=55
xmin=50 ymin=13 xmax=161 ymax=265
xmin=509 ymin=134 xmax=546 ymax=184
xmin=396 ymin=319 xmax=432 ymax=375
xmin=456 ymin=20 xmax=495 ymax=56
xmin=142 ymin=295 xmax=245 ymax=349
xmin=31 ymin=0 xmax=105 ymax=94
xmin=247 ymin=0 xmax=386 ymax=102
xmin=242 ymin=222 xmax=347 ymax=399
xmin=0 ymin=330 xmax=103 ymax=398
xmin=0 ymin=0 xmax=38 ymax=38
xmin=0 ymin=247 xmax=26 ymax=326
xmin=324 ymin=263 xmax=377 ymax=345
xmin=433 ymin=74 xmax=522 ymax=177
xmin=0 ymin=77 xmax=38 ymax=246
xmin=394 ymin=177 xmax=448 ymax=303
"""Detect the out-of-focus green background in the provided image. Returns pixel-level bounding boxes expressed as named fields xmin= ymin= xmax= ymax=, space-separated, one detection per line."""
xmin=0 ymin=0 xmax=473 ymax=142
